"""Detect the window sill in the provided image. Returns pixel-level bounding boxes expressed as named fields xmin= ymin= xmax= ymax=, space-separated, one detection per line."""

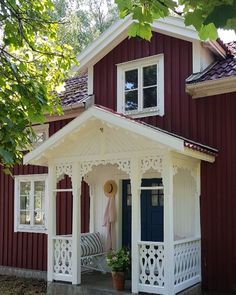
xmin=123 ymin=108 xmax=163 ymax=119
xmin=15 ymin=226 xmax=47 ymax=234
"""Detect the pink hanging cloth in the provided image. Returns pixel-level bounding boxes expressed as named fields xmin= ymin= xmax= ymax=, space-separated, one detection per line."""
xmin=103 ymin=195 xmax=116 ymax=251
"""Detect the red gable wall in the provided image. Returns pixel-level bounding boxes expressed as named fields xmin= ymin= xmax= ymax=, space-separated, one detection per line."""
xmin=94 ymin=32 xmax=236 ymax=292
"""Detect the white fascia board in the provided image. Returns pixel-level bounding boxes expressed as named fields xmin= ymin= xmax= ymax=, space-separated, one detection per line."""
xmin=152 ymin=16 xmax=198 ymax=42
xmin=183 ymin=147 xmax=215 ymax=163
xmin=186 ymin=75 xmax=236 ymax=98
xmin=24 ymin=106 xmax=184 ymax=165
xmin=205 ymin=41 xmax=227 ymax=59
xmin=23 ymin=108 xmax=96 ymax=165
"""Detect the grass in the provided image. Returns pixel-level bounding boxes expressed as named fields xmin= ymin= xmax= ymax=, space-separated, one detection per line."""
xmin=0 ymin=275 xmax=46 ymax=295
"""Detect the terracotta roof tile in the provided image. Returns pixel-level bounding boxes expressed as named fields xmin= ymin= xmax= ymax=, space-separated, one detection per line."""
xmin=59 ymin=74 xmax=88 ymax=108
xmin=226 ymin=41 xmax=236 ymax=55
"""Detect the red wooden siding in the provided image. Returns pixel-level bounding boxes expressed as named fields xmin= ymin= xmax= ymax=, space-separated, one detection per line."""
xmin=94 ymin=32 xmax=236 ymax=292
xmin=0 ymin=118 xmax=90 ymax=271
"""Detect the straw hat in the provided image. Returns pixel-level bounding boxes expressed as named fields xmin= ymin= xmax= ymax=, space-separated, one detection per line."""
xmin=103 ymin=180 xmax=117 ymax=197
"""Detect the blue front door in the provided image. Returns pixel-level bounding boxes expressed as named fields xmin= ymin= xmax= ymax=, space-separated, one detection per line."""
xmin=122 ymin=178 xmax=164 ymax=248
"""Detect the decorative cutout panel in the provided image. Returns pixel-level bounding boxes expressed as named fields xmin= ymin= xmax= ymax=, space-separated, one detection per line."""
xmin=53 ymin=237 xmax=72 ymax=276
xmin=141 ymin=156 xmax=163 ymax=174
xmin=139 ymin=242 xmax=165 ymax=287
xmin=174 ymin=239 xmax=201 ymax=286
xmin=56 ymin=163 xmax=73 ymax=181
xmin=81 ymin=159 xmax=131 ymax=177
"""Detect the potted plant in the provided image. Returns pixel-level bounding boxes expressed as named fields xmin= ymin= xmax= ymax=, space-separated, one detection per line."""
xmin=107 ymin=247 xmax=131 ymax=291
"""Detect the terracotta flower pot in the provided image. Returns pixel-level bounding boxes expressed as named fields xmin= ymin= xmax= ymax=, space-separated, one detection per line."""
xmin=111 ymin=271 xmax=125 ymax=291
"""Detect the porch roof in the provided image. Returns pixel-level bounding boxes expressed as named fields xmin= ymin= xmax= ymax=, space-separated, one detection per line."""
xmin=24 ymin=105 xmax=217 ymax=166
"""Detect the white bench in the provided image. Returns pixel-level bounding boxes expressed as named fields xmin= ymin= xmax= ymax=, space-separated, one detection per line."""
xmin=81 ymin=232 xmax=108 ymax=273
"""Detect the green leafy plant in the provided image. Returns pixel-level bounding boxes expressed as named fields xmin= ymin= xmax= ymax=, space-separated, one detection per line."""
xmin=115 ymin=0 xmax=236 ymax=41
xmin=0 ymin=0 xmax=76 ymax=171
xmin=107 ymin=248 xmax=131 ymax=272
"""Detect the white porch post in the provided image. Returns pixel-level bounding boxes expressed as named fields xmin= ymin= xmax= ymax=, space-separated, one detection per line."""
xmin=71 ymin=162 xmax=82 ymax=285
xmin=47 ymin=163 xmax=57 ymax=282
xmin=130 ymin=158 xmax=142 ymax=294
xmin=89 ymin=185 xmax=95 ymax=233
xmin=162 ymin=154 xmax=175 ymax=295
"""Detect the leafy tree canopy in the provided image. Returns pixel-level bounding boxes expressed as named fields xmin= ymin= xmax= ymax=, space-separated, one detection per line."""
xmin=0 ymin=0 xmax=75 ymax=171
xmin=52 ymin=0 xmax=118 ymax=53
xmin=115 ymin=0 xmax=236 ymax=40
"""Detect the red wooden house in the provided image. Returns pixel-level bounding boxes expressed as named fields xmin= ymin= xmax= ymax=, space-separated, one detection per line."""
xmin=1 ymin=15 xmax=236 ymax=294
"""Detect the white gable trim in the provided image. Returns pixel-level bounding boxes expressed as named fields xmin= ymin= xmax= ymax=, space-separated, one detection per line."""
xmin=77 ymin=16 xmax=200 ymax=73
xmin=24 ymin=106 xmax=184 ymax=166
xmin=24 ymin=106 xmax=215 ymax=166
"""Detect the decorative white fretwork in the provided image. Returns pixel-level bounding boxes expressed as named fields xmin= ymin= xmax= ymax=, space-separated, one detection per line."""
xmin=141 ymin=155 xmax=163 ymax=174
xmin=139 ymin=242 xmax=165 ymax=287
xmin=80 ymin=159 xmax=131 ymax=178
xmin=173 ymin=159 xmax=197 ymax=179
xmin=53 ymin=237 xmax=72 ymax=276
xmin=174 ymin=238 xmax=201 ymax=286
xmin=56 ymin=163 xmax=73 ymax=181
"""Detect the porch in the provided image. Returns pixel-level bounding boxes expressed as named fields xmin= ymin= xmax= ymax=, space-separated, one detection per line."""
xmin=24 ymin=106 xmax=216 ymax=295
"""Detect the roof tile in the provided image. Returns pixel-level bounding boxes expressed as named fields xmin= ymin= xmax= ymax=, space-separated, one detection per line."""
xmin=59 ymin=74 xmax=88 ymax=108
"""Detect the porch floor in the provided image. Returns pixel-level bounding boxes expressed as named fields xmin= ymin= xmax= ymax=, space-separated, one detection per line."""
xmin=46 ymin=272 xmax=204 ymax=295
xmin=47 ymin=272 xmax=131 ymax=295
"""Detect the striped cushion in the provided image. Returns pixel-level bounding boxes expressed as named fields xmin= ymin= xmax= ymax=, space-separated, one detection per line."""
xmin=81 ymin=232 xmax=103 ymax=257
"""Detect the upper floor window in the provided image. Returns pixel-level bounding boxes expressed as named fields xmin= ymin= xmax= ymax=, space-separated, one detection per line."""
xmin=14 ymin=174 xmax=48 ymax=233
xmin=117 ymin=55 xmax=164 ymax=118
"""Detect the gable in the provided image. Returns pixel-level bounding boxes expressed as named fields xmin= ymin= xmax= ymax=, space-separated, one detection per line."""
xmin=76 ymin=15 xmax=225 ymax=74
xmin=24 ymin=105 xmax=216 ymax=166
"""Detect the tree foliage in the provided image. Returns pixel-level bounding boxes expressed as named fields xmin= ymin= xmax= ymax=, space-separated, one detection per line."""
xmin=0 ymin=0 xmax=75 ymax=171
xmin=115 ymin=0 xmax=236 ymax=40
xmin=52 ymin=0 xmax=119 ymax=53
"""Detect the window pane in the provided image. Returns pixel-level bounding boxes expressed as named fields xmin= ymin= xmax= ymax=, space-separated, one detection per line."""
xmin=143 ymin=87 xmax=157 ymax=108
xmin=125 ymin=69 xmax=138 ymax=90
xmin=152 ymin=194 xmax=158 ymax=206
xmin=34 ymin=181 xmax=45 ymax=210
xmin=143 ymin=65 xmax=157 ymax=87
xmin=127 ymin=183 xmax=131 ymax=195
xmin=127 ymin=195 xmax=132 ymax=206
xmin=20 ymin=182 xmax=30 ymax=210
xmin=20 ymin=211 xmax=30 ymax=224
xmin=159 ymin=192 xmax=164 ymax=206
xmin=125 ymin=90 xmax=138 ymax=111
xmin=20 ymin=181 xmax=30 ymax=195
xmin=20 ymin=195 xmax=30 ymax=210
xmin=34 ymin=211 xmax=44 ymax=225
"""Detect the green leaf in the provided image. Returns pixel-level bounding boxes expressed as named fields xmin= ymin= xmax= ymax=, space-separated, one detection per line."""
xmin=0 ymin=148 xmax=14 ymax=164
xmin=204 ymin=4 xmax=236 ymax=28
xmin=199 ymin=23 xmax=218 ymax=40
xmin=185 ymin=10 xmax=204 ymax=31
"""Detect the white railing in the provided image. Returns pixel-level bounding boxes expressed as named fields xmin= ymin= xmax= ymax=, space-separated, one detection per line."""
xmin=53 ymin=235 xmax=73 ymax=282
xmin=138 ymin=241 xmax=165 ymax=294
xmin=174 ymin=237 xmax=201 ymax=293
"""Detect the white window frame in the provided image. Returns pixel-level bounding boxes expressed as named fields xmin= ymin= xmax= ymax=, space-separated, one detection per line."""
xmin=14 ymin=174 xmax=48 ymax=233
xmin=117 ymin=54 xmax=164 ymax=118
